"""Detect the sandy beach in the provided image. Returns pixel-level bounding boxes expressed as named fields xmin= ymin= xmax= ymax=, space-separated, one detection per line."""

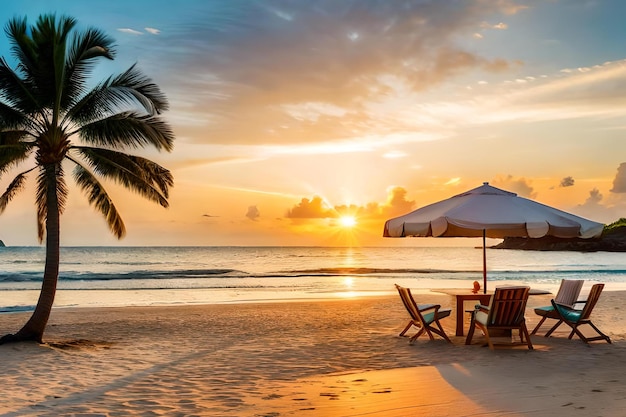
xmin=1 ymin=289 xmax=625 ymax=416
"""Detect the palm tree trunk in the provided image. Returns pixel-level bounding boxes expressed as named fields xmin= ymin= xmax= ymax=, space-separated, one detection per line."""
xmin=0 ymin=165 xmax=60 ymax=344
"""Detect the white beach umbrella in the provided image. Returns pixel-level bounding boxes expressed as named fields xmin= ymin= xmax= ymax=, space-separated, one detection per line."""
xmin=383 ymin=182 xmax=605 ymax=293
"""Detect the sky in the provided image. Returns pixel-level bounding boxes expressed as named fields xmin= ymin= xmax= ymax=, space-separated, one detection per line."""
xmin=1 ymin=0 xmax=626 ymax=247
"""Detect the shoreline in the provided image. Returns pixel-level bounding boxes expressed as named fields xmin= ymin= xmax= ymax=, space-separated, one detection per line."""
xmin=4 ymin=279 xmax=626 ymax=313
xmin=1 ymin=292 xmax=625 ymax=415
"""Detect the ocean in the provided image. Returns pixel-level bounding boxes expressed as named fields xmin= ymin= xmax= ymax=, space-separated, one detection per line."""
xmin=1 ymin=246 xmax=626 ymax=312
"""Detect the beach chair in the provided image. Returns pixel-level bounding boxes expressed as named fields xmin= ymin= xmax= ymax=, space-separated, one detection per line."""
xmin=531 ymin=279 xmax=584 ymax=337
xmin=395 ymin=284 xmax=452 ymax=343
xmin=550 ymin=283 xmax=611 ymax=344
xmin=465 ymin=286 xmax=533 ymax=350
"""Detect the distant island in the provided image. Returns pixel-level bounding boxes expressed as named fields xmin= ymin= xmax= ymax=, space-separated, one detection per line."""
xmin=493 ymin=218 xmax=626 ymax=252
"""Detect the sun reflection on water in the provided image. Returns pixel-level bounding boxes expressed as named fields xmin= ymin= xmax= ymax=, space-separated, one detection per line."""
xmin=343 ymin=277 xmax=354 ymax=288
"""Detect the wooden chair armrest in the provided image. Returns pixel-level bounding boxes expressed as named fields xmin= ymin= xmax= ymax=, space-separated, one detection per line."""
xmin=474 ymin=304 xmax=490 ymax=314
xmin=554 ymin=301 xmax=577 ymax=311
xmin=553 ymin=301 xmax=584 ymax=314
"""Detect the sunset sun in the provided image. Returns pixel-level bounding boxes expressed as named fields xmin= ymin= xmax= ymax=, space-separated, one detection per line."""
xmin=339 ymin=215 xmax=357 ymax=228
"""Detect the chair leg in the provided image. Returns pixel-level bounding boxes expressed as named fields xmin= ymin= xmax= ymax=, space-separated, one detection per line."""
xmin=544 ymin=320 xmax=564 ymax=337
xmin=587 ymin=322 xmax=612 ymax=344
xmin=483 ymin=329 xmax=495 ymax=350
xmin=465 ymin=315 xmax=476 ymax=345
xmin=409 ymin=328 xmax=425 ymax=344
xmin=433 ymin=321 xmax=452 ymax=343
xmin=531 ymin=317 xmax=547 ymax=335
xmin=577 ymin=322 xmax=612 ymax=344
xmin=567 ymin=326 xmax=577 ymax=340
xmin=399 ymin=321 xmax=413 ymax=337
xmin=573 ymin=327 xmax=588 ymax=343
xmin=520 ymin=322 xmax=533 ymax=350
xmin=424 ymin=327 xmax=435 ymax=341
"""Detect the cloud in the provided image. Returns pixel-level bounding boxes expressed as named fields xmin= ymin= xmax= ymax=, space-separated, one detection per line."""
xmin=145 ymin=27 xmax=161 ymax=35
xmin=383 ymin=150 xmax=408 ymax=159
xmin=576 ymin=188 xmax=604 ymax=214
xmin=585 ymin=188 xmax=603 ymax=204
xmin=202 ymin=214 xmax=219 ymax=218
xmin=284 ymin=186 xmax=416 ymax=222
xmin=117 ymin=28 xmax=143 ymax=35
xmin=560 ymin=176 xmax=575 ymax=187
xmin=152 ymin=1 xmax=525 ymax=146
xmin=480 ymin=21 xmax=508 ymax=30
xmin=610 ymin=162 xmax=626 ymax=193
xmin=246 ymin=206 xmax=260 ymax=221
xmin=382 ymin=186 xmax=415 ymax=217
xmin=481 ymin=60 xmax=626 ymax=125
xmin=491 ymin=175 xmax=537 ymax=198
xmin=286 ymin=196 xmax=335 ymax=218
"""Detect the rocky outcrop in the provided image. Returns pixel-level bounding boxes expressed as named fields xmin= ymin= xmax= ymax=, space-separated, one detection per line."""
xmin=492 ymin=225 xmax=626 ymax=252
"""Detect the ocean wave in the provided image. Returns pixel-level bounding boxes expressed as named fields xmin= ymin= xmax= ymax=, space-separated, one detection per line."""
xmin=0 ymin=269 xmax=247 ymax=283
xmin=0 ymin=305 xmax=35 ymax=313
xmin=2 ymin=267 xmax=626 ymax=284
xmin=278 ymin=267 xmax=473 ymax=275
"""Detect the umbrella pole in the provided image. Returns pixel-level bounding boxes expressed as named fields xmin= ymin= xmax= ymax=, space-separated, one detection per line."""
xmin=482 ymin=229 xmax=487 ymax=294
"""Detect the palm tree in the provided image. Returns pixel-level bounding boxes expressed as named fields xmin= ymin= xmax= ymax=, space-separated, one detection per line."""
xmin=0 ymin=14 xmax=174 ymax=344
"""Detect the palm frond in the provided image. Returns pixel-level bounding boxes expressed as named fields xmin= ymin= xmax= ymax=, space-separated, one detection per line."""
xmin=0 ymin=170 xmax=29 ymax=213
xmin=2 ymin=15 xmax=76 ymax=115
xmin=63 ymin=27 xmax=115 ymax=110
xmin=0 ymin=57 xmax=40 ymax=115
xmin=128 ymin=154 xmax=173 ymax=198
xmin=78 ymin=111 xmax=174 ymax=151
xmin=0 ymin=129 xmax=30 ymax=145
xmin=31 ymin=15 xmax=75 ymax=117
xmin=0 ymin=141 xmax=34 ymax=174
xmin=36 ymin=163 xmax=68 ymax=242
xmin=68 ymin=65 xmax=169 ymax=126
xmin=73 ymin=163 xmax=126 ymax=238
xmin=109 ymin=64 xmax=169 ymax=114
xmin=5 ymin=17 xmax=36 ymax=79
xmin=72 ymin=146 xmax=171 ymax=207
xmin=0 ymin=101 xmax=30 ymax=129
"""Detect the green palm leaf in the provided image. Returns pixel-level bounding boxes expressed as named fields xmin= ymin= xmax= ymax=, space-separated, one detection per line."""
xmin=73 ymin=164 xmax=126 ymax=238
xmin=73 ymin=146 xmax=172 ymax=206
xmin=0 ymin=170 xmax=29 ymax=213
xmin=78 ymin=111 xmax=174 ymax=151
xmin=0 ymin=99 xmax=30 ymax=129
xmin=0 ymin=142 xmax=33 ymax=174
xmin=68 ymin=64 xmax=169 ymax=126
xmin=63 ymin=27 xmax=115 ymax=110
xmin=0 ymin=56 xmax=40 ymax=114
xmin=0 ymin=13 xmax=175 ymax=344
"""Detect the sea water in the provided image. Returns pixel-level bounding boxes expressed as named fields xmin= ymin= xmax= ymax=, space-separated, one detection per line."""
xmin=1 ymin=246 xmax=625 ymax=311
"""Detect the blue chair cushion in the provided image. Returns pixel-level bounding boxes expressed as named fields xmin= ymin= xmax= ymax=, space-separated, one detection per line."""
xmin=422 ymin=311 xmax=435 ymax=324
xmin=553 ymin=303 xmax=582 ymax=323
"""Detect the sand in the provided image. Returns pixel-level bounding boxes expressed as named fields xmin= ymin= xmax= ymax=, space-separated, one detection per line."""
xmin=1 ymin=289 xmax=625 ymax=416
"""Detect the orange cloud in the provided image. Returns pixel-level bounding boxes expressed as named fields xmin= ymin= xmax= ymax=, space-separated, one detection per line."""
xmin=286 ymin=196 xmax=335 ymax=219
xmin=284 ymin=186 xmax=416 ymax=223
xmin=154 ymin=1 xmax=525 ymax=147
xmin=610 ymin=163 xmax=626 ymax=193
xmin=491 ymin=175 xmax=537 ymax=198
